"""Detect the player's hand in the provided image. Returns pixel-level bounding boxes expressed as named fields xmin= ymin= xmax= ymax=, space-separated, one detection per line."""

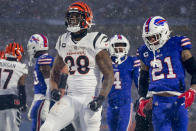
xmin=88 ymin=95 xmax=105 ymax=112
xmin=137 ymin=97 xmax=151 ymax=117
xmin=178 ymin=88 xmax=196 ymax=108
xmin=51 ymin=89 xmax=61 ymax=101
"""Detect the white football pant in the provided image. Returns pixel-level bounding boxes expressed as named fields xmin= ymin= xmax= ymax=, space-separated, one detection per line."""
xmin=0 ymin=109 xmax=21 ymax=131
xmin=40 ymin=93 xmax=102 ymax=131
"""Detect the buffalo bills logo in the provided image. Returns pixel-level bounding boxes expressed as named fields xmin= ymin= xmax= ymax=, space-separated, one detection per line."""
xmin=154 ymin=19 xmax=167 ymax=26
xmin=30 ymin=36 xmax=39 ymax=44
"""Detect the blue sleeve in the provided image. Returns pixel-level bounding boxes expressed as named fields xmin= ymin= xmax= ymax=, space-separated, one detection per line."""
xmin=37 ymin=56 xmax=54 ymax=67
xmin=178 ymin=36 xmax=192 ymax=50
xmin=132 ymin=56 xmax=140 ymax=89
xmin=138 ymin=44 xmax=146 ymax=64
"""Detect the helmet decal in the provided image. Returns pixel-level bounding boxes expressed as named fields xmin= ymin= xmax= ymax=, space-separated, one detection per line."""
xmin=117 ymin=34 xmax=122 ymax=40
xmin=145 ymin=16 xmax=153 ymax=33
xmin=154 ymin=19 xmax=167 ymax=26
xmin=40 ymin=34 xmax=48 ymax=47
xmin=30 ymin=36 xmax=40 ymax=44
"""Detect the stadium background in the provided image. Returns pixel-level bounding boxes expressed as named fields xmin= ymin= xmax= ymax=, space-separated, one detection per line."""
xmin=0 ymin=0 xmax=195 ymax=130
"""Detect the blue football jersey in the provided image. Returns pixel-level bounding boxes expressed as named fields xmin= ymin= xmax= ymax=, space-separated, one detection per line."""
xmin=108 ymin=56 xmax=139 ymax=106
xmin=33 ymin=53 xmax=54 ymax=95
xmin=139 ymin=36 xmax=192 ymax=92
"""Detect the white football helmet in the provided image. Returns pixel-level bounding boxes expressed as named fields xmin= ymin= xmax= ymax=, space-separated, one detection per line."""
xmin=109 ymin=34 xmax=130 ymax=64
xmin=142 ymin=16 xmax=171 ymax=51
xmin=27 ymin=34 xmax=49 ymax=66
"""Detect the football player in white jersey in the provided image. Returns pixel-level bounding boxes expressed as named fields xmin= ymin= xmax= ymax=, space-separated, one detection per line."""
xmin=0 ymin=42 xmax=28 ymax=131
xmin=40 ymin=1 xmax=114 ymax=131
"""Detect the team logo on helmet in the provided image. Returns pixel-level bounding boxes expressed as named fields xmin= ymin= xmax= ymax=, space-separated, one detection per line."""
xmin=154 ymin=18 xmax=167 ymax=26
xmin=30 ymin=36 xmax=40 ymax=44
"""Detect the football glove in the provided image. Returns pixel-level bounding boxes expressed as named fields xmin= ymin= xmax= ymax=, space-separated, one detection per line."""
xmin=51 ymin=89 xmax=61 ymax=101
xmin=89 ymin=95 xmax=105 ymax=112
xmin=178 ymin=88 xmax=196 ymax=108
xmin=137 ymin=97 xmax=151 ymax=117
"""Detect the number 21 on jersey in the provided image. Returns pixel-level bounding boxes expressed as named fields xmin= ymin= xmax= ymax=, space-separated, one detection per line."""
xmin=151 ymin=57 xmax=176 ymax=81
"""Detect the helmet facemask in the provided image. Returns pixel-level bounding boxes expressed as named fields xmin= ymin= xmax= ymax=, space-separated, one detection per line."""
xmin=144 ymin=33 xmax=161 ymax=51
xmin=66 ymin=12 xmax=86 ymax=33
xmin=112 ymin=43 xmax=128 ymax=58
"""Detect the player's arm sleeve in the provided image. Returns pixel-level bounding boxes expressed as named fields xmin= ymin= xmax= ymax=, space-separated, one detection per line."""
xmin=138 ymin=60 xmax=149 ymax=98
xmin=17 ymin=74 xmax=27 ymax=107
xmin=179 ymin=36 xmax=196 ymax=85
xmin=182 ymin=51 xmax=196 ymax=85
xmin=179 ymin=36 xmax=192 ymax=51
xmin=94 ymin=32 xmax=110 ymax=55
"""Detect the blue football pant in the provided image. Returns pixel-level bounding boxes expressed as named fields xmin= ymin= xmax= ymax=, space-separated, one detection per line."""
xmin=152 ymin=96 xmax=188 ymax=131
xmin=107 ymin=102 xmax=133 ymax=131
xmin=30 ymin=100 xmax=45 ymax=131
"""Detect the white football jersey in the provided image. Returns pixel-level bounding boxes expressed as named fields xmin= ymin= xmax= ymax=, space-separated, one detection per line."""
xmin=0 ymin=59 xmax=28 ymax=95
xmin=55 ymin=32 xmax=109 ymax=95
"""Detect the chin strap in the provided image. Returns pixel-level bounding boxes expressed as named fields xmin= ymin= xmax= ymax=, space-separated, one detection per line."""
xmin=111 ymin=55 xmax=127 ymax=64
xmin=151 ymin=45 xmax=158 ymax=68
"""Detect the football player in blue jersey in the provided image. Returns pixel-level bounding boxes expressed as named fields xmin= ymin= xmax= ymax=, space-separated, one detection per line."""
xmin=27 ymin=34 xmax=54 ymax=131
xmin=107 ymin=34 xmax=140 ymax=131
xmin=137 ymin=16 xmax=196 ymax=131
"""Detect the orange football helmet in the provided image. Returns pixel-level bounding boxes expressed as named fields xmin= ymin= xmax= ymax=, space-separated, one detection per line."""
xmin=0 ymin=51 xmax=5 ymax=59
xmin=5 ymin=42 xmax=24 ymax=61
xmin=66 ymin=1 xmax=94 ymax=32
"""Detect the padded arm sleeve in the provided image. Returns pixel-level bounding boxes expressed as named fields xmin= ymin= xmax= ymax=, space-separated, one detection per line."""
xmin=18 ymin=85 xmax=26 ymax=107
xmin=183 ymin=56 xmax=196 ymax=85
xmin=58 ymin=73 xmax=68 ymax=89
xmin=138 ymin=70 xmax=149 ymax=97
